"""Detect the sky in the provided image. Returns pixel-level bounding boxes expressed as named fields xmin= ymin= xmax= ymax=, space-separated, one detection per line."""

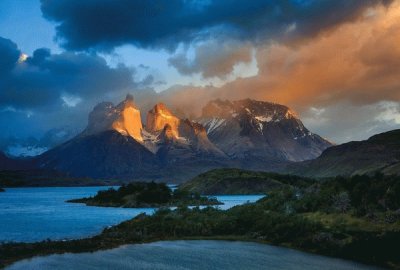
xmin=0 ymin=0 xmax=400 ymax=154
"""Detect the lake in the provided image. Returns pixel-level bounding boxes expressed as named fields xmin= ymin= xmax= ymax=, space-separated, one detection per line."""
xmin=6 ymin=240 xmax=379 ymax=270
xmin=0 ymin=187 xmax=263 ymax=243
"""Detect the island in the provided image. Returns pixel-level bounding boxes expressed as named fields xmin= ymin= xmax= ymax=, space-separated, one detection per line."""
xmin=68 ymin=182 xmax=222 ymax=208
xmin=1 ymin=170 xmax=400 ymax=269
xmin=0 ymin=187 xmax=4 ymax=192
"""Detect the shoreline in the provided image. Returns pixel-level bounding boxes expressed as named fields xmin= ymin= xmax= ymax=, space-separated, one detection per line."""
xmin=1 ymin=210 xmax=395 ymax=269
xmin=1 ymin=233 xmax=383 ymax=269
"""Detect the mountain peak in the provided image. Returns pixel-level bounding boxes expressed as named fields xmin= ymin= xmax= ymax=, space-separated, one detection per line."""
xmin=146 ymin=103 xmax=180 ymax=135
xmin=82 ymin=94 xmax=143 ymax=142
xmin=125 ymin=93 xmax=134 ymax=101
xmin=198 ymin=98 xmax=332 ymax=162
xmin=112 ymin=97 xmax=143 ymax=142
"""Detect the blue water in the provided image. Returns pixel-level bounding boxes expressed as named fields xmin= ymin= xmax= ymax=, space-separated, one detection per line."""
xmin=6 ymin=240 xmax=379 ymax=270
xmin=212 ymin=195 xmax=264 ymax=210
xmin=0 ymin=187 xmax=263 ymax=243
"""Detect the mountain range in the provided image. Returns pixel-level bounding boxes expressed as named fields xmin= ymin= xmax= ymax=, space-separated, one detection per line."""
xmin=1 ymin=95 xmax=329 ymax=182
xmin=2 ymin=94 xmax=397 ymax=183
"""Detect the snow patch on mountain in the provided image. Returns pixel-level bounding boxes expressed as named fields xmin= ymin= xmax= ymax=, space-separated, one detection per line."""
xmin=255 ymin=116 xmax=273 ymax=122
xmin=202 ymin=118 xmax=226 ymax=133
xmin=6 ymin=145 xmax=48 ymax=157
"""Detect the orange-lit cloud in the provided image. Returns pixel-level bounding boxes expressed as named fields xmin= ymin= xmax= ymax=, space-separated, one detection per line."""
xmin=202 ymin=1 xmax=400 ymax=109
xmin=134 ymin=2 xmax=400 ymax=142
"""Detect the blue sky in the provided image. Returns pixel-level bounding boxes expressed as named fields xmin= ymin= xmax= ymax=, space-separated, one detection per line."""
xmin=0 ymin=0 xmax=57 ymax=54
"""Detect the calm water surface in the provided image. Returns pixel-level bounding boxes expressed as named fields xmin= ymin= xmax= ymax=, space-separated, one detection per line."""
xmin=0 ymin=187 xmax=263 ymax=243
xmin=6 ymin=240 xmax=379 ymax=270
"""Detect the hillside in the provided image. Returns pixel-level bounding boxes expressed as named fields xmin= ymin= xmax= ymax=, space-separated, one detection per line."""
xmin=179 ymin=168 xmax=313 ymax=195
xmin=284 ymin=129 xmax=400 ymax=178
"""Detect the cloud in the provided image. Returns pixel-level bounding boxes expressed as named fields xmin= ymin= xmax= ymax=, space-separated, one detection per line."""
xmin=40 ymin=0 xmax=392 ymax=52
xmin=0 ymin=37 xmax=20 ymax=74
xmin=0 ymin=38 xmax=136 ymax=111
xmin=2 ymin=1 xmax=399 ymax=145
xmin=0 ymin=36 xmax=159 ymax=140
xmin=168 ymin=40 xmax=253 ymax=79
xmin=133 ymin=2 xmax=400 ymax=142
xmin=301 ymin=101 xmax=400 ymax=143
xmin=40 ymin=0 xmax=394 ymax=81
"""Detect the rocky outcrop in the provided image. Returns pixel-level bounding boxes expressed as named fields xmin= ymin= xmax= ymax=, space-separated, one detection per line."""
xmin=145 ymin=103 xmax=226 ymax=158
xmin=146 ymin=103 xmax=180 ymax=136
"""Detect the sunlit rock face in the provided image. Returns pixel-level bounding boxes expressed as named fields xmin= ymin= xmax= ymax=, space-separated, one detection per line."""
xmin=82 ymin=94 xmax=143 ymax=142
xmin=146 ymin=103 xmax=180 ymax=136
xmin=112 ymin=95 xmax=143 ymax=142
xmin=146 ymin=103 xmax=226 ymax=158
xmin=198 ymin=99 xmax=332 ymax=162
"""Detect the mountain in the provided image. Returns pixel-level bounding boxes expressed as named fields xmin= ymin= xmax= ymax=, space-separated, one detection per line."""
xmin=3 ymin=95 xmax=334 ymax=183
xmin=81 ymin=94 xmax=143 ymax=142
xmin=0 ymin=127 xmax=78 ymax=158
xmin=35 ymin=96 xmax=227 ymax=181
xmin=284 ymin=129 xmax=400 ymax=178
xmin=37 ymin=130 xmax=159 ymax=179
xmin=145 ymin=103 xmax=226 ymax=160
xmin=0 ymin=151 xmax=34 ymax=170
xmin=197 ymin=99 xmax=332 ymax=163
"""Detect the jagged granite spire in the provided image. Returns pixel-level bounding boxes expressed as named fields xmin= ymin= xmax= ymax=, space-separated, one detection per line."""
xmin=81 ymin=94 xmax=143 ymax=142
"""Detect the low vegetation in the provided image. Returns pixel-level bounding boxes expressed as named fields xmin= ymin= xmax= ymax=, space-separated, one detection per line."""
xmin=180 ymin=168 xmax=313 ymax=195
xmin=1 ymin=172 xmax=400 ymax=268
xmin=68 ymin=182 xmax=221 ymax=208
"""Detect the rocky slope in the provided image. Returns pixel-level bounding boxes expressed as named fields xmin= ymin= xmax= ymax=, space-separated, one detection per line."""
xmin=284 ymin=129 xmax=400 ymax=178
xmin=197 ymin=99 xmax=332 ymax=163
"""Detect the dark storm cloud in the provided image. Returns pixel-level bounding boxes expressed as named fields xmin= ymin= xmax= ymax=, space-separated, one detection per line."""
xmin=0 ymin=37 xmax=20 ymax=74
xmin=40 ymin=0 xmax=393 ymax=52
xmin=0 ymin=37 xmax=136 ymax=110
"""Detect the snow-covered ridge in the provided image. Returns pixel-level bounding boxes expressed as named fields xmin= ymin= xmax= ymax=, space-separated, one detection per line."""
xmin=199 ymin=118 xmax=226 ymax=134
xmin=6 ymin=145 xmax=48 ymax=157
